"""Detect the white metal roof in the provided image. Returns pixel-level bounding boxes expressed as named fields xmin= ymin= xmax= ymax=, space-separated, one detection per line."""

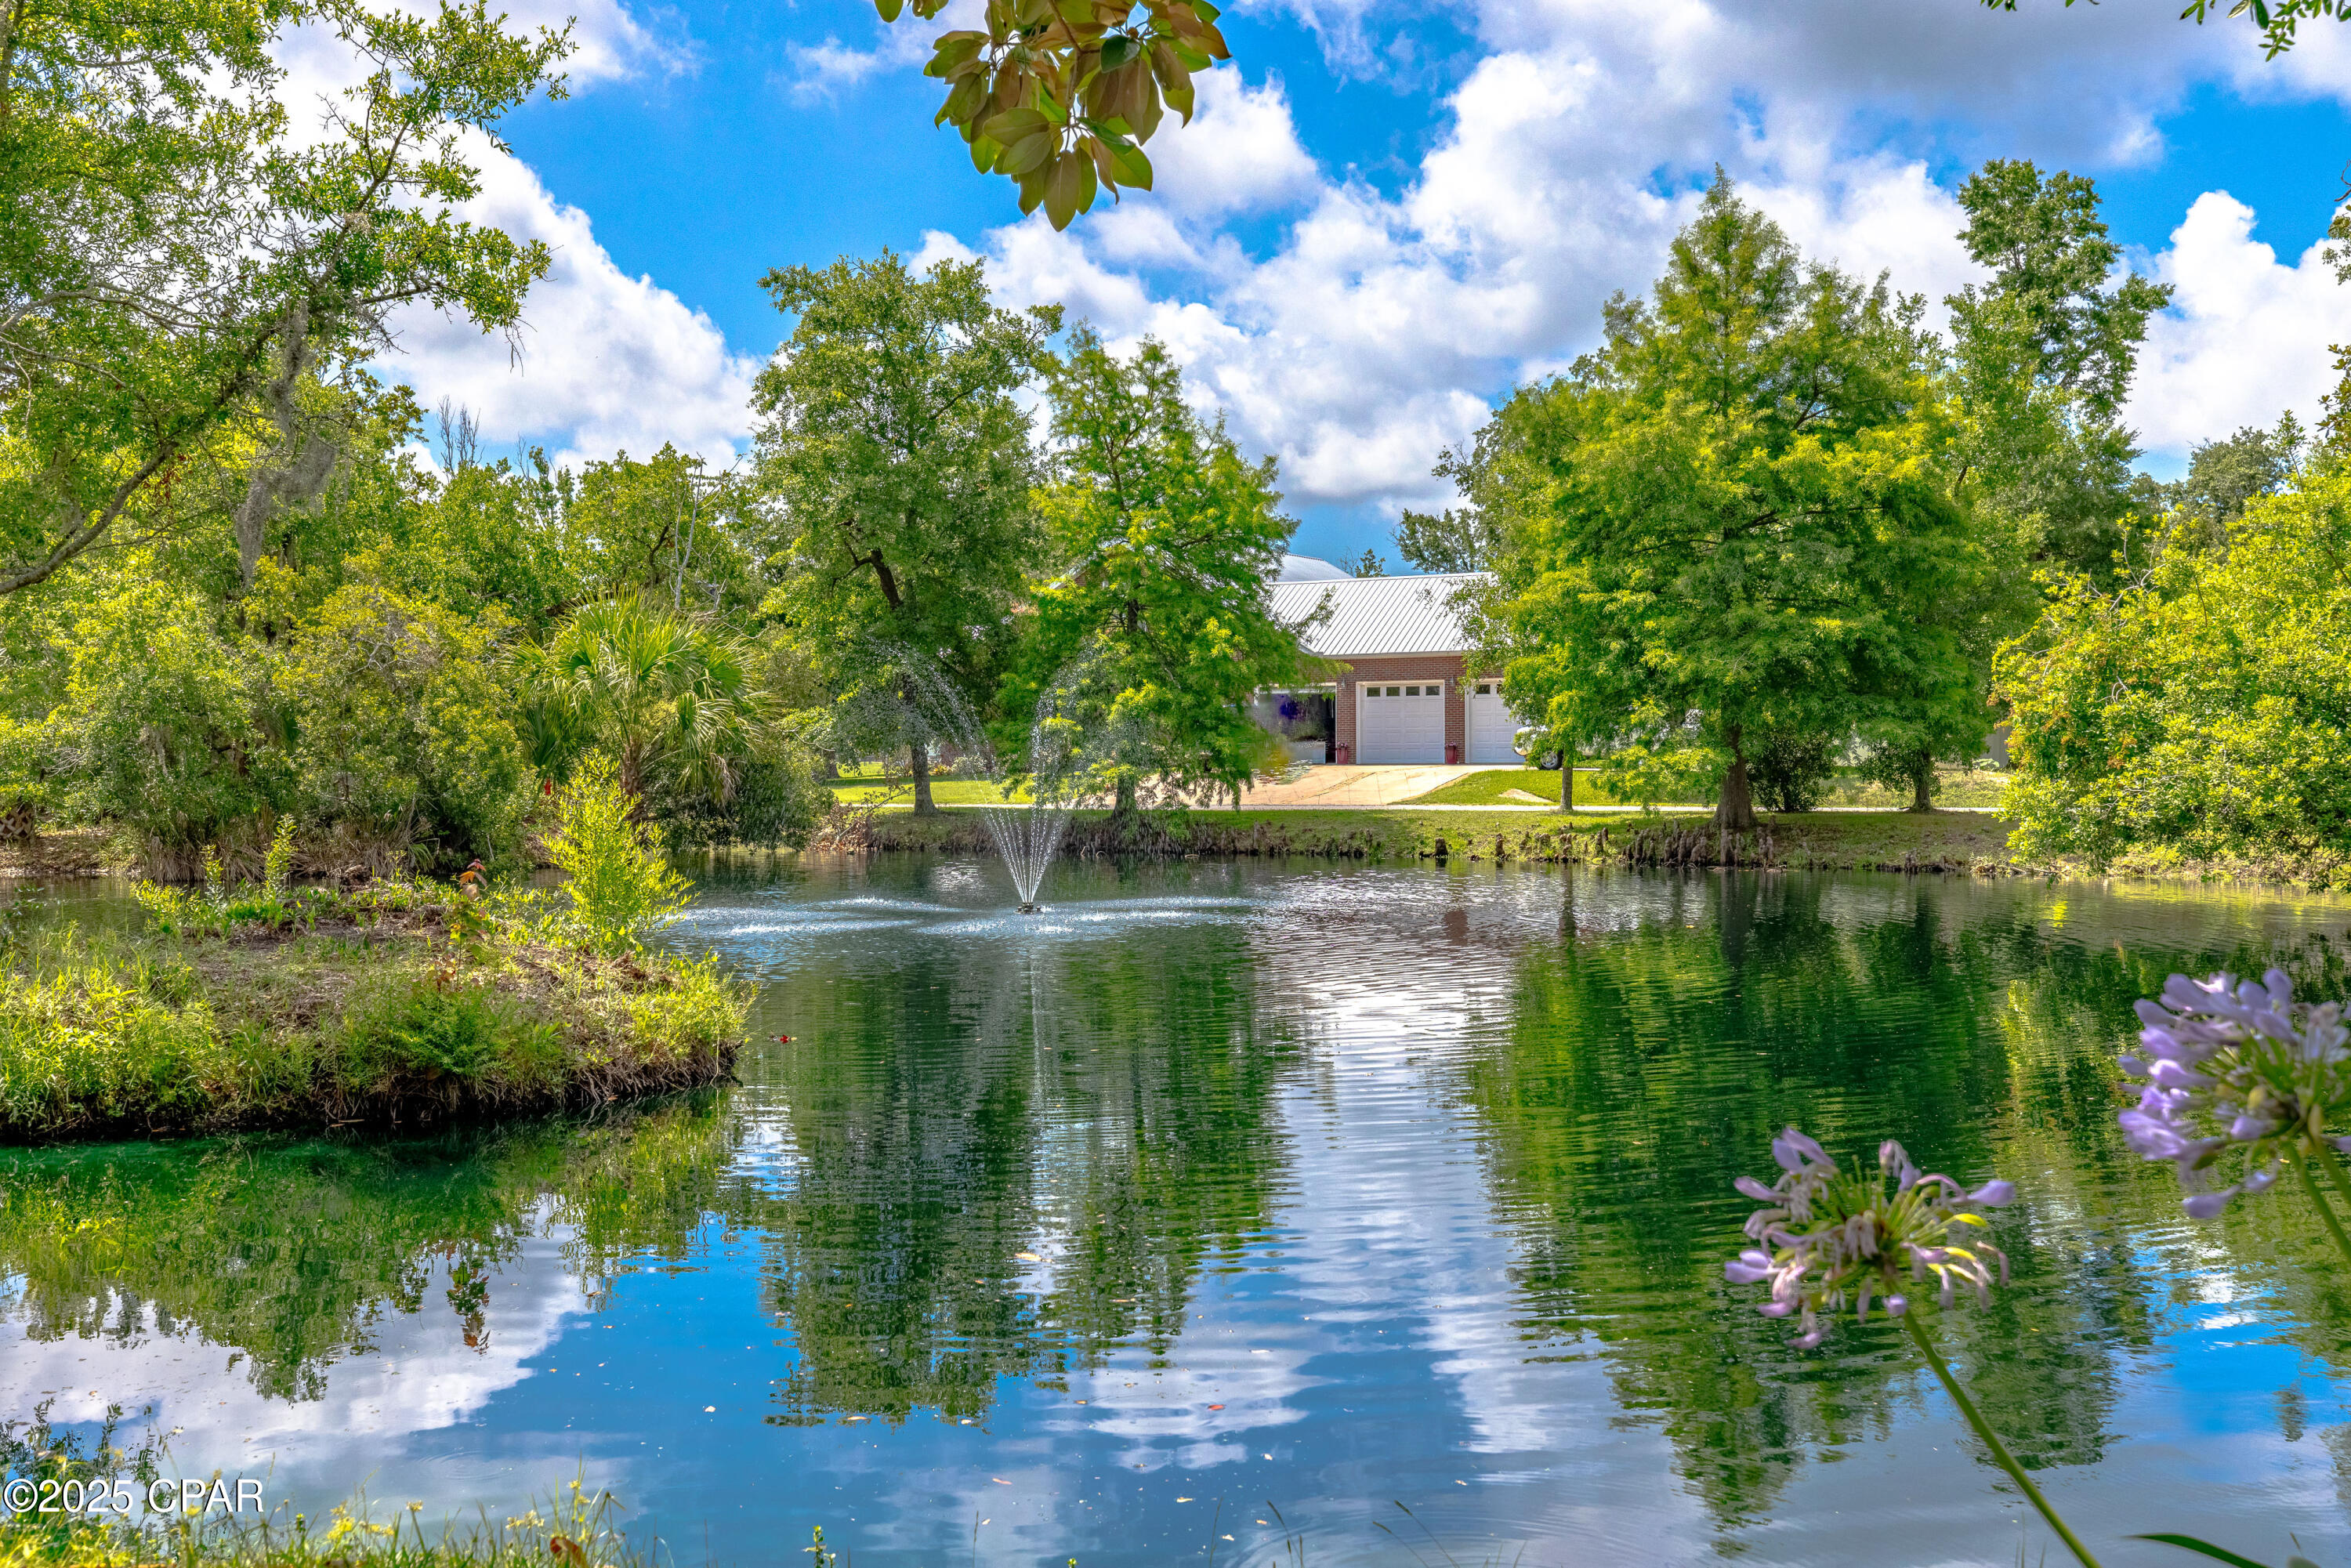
xmin=1277 ymin=552 xmax=1352 ymax=581
xmin=1269 ymin=571 xmax=1491 ymax=657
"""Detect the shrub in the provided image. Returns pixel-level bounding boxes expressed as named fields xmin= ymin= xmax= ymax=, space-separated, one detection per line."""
xmin=59 ymin=581 xmax=287 ymax=872
xmin=1996 ymin=464 xmax=2351 ymax=874
xmin=542 ymin=754 xmax=689 ymax=954
xmin=280 ymin=584 xmax=534 ymax=870
xmin=1748 ymin=729 xmax=1839 ymax=813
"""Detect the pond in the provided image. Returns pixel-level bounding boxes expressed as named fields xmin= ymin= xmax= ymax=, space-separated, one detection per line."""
xmin=6 ymin=858 xmax=2351 ymax=1566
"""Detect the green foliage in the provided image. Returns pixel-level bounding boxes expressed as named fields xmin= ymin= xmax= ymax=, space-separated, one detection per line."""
xmin=60 ymin=579 xmax=287 ymax=864
xmin=1009 ymin=328 xmax=1311 ymax=809
xmin=2137 ymin=412 xmax=2305 ymax=559
xmin=281 ymin=584 xmax=534 ymax=867
xmin=1996 ymin=463 xmax=2351 ymax=875
xmin=0 ymin=954 xmax=226 ymax=1135
xmin=893 ymin=0 xmax=1232 ymax=228
xmin=1746 ymin=730 xmax=1839 ymax=814
xmin=754 ymin=252 xmax=1055 ymax=806
xmin=0 ymin=0 xmax=570 ymax=596
xmin=527 ymin=597 xmax=755 ymax=802
xmin=1941 ymin=161 xmax=2169 ymax=588
xmin=0 ymin=882 xmax=743 ymax=1137
xmin=566 ymin=447 xmax=759 ymax=614
xmin=1471 ymin=174 xmax=1988 ymax=829
xmin=1987 ymin=0 xmax=2342 ymax=61
xmin=542 ymin=755 xmax=690 ymax=954
xmin=345 ymin=976 xmax=563 ymax=1095
xmin=1393 ymin=505 xmax=1498 ymax=573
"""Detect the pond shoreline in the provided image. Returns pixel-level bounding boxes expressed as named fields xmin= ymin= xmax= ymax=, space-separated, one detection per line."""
xmin=809 ymin=803 xmax=2351 ymax=891
xmin=0 ymin=889 xmax=747 ymax=1144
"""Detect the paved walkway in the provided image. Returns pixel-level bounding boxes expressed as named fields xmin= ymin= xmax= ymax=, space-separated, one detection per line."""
xmin=1235 ymin=763 xmax=1498 ymax=807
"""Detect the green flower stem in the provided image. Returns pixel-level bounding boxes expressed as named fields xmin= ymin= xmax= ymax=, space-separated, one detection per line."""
xmin=2286 ymin=1139 xmax=2351 ymax=1273
xmin=1901 ymin=1310 xmax=2103 ymax=1568
xmin=2309 ymin=1135 xmax=2351 ymax=1222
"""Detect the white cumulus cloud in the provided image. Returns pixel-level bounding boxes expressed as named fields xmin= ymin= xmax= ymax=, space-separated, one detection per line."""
xmin=383 ymin=134 xmax=763 ymax=472
xmin=2127 ymin=191 xmax=2351 ymax=454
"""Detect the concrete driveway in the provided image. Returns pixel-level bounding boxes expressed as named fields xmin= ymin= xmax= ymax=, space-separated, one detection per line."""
xmin=1237 ymin=763 xmax=1498 ymax=807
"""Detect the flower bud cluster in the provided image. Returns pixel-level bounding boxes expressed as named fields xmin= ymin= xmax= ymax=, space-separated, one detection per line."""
xmin=1725 ymin=1128 xmax=2014 ymax=1350
xmin=2120 ymin=969 xmax=2351 ymax=1219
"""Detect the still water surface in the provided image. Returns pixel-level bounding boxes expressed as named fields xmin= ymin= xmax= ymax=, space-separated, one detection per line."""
xmin=8 ymin=859 xmax=2351 ymax=1565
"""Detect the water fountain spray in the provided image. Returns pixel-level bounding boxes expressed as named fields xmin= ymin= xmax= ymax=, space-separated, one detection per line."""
xmin=891 ymin=647 xmax=1112 ymax=912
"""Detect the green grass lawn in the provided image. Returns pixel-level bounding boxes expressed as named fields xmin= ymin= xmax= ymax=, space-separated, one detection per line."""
xmin=1408 ymin=765 xmax=2012 ymax=811
xmin=1401 ymin=767 xmax=1679 ymax=808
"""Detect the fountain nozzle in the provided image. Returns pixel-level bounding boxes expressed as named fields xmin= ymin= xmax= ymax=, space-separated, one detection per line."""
xmin=1017 ymin=902 xmax=1039 ymax=914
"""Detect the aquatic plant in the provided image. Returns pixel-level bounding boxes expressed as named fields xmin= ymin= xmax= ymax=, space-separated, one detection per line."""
xmin=2118 ymin=969 xmax=2351 ymax=1266
xmin=1726 ymin=1129 xmax=2100 ymax=1567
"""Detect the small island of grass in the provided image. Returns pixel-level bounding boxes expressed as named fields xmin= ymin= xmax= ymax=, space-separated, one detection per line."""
xmin=0 ymin=764 xmax=747 ymax=1143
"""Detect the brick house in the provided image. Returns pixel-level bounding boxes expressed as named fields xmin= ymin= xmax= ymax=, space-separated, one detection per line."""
xmin=1263 ymin=568 xmax=1521 ymax=765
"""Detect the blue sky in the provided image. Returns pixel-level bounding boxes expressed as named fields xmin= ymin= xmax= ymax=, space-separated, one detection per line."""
xmin=367 ymin=0 xmax=2351 ymax=568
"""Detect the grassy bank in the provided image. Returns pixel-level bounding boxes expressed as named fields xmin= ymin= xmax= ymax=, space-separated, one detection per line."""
xmin=1403 ymin=764 xmax=2015 ymax=811
xmin=831 ymin=801 xmax=2021 ymax=873
xmin=0 ymin=880 xmax=745 ymax=1143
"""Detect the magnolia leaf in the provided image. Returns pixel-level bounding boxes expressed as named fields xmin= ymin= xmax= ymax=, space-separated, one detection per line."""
xmin=1129 ymin=76 xmax=1163 ymax=139
xmin=1058 ymin=0 xmax=1098 ymax=20
xmin=926 ymin=31 xmax=987 ymax=73
xmin=1016 ymin=161 xmax=1050 ymax=214
xmin=1109 ymin=139 xmax=1150 ymax=188
xmin=1087 ymin=136 xmax=1121 ymax=194
xmin=1044 ymin=149 xmax=1086 ymax=229
xmin=875 ymin=0 xmax=906 ymax=20
xmin=1036 ymin=88 xmax=1070 ymax=124
xmin=967 ymin=133 xmax=1002 ymax=172
xmin=996 ymin=127 xmax=1056 ymax=176
xmin=984 ymin=106 xmax=1049 ymax=139
xmin=1099 ymin=34 xmax=1139 ymax=67
xmin=940 ymin=76 xmax=987 ymax=125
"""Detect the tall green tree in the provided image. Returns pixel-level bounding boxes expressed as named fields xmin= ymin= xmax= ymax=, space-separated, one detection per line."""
xmin=0 ymin=0 xmax=571 ymax=597
xmin=1472 ymin=175 xmax=1983 ymax=829
xmin=1007 ymin=328 xmax=1312 ymax=817
xmin=1943 ymin=161 xmax=2169 ymax=584
xmin=752 ymin=252 xmax=1055 ymax=814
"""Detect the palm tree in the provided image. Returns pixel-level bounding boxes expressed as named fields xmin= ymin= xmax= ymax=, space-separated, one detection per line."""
xmin=523 ymin=598 xmax=764 ymax=809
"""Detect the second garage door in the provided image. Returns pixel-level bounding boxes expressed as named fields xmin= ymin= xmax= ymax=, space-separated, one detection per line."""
xmin=1357 ymin=681 xmax=1445 ymax=762
xmin=1465 ymin=681 xmax=1522 ymax=764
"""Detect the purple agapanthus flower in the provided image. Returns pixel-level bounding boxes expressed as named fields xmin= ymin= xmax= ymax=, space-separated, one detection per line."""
xmin=1725 ymin=1129 xmax=2016 ymax=1349
xmin=2121 ymin=970 xmax=2351 ymax=1220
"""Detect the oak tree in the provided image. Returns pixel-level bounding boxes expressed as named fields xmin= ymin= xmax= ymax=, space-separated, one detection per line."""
xmin=753 ymin=252 xmax=1056 ymax=813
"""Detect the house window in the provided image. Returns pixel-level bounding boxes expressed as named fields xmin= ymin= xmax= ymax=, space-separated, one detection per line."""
xmin=1476 ymin=683 xmax=1493 ymax=695
xmin=1386 ymin=686 xmax=1401 ymax=697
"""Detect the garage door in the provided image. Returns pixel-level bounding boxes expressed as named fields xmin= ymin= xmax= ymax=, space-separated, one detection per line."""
xmin=1466 ymin=681 xmax=1521 ymax=764
xmin=1357 ymin=681 xmax=1445 ymax=762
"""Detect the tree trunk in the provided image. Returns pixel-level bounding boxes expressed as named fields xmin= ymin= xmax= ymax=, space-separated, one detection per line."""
xmin=1907 ymin=752 xmax=1936 ymax=814
xmin=233 ymin=300 xmax=340 ymax=593
xmin=909 ymin=741 xmax=937 ymax=816
xmin=1114 ymin=773 xmax=1138 ymax=820
xmin=1561 ymin=756 xmax=1574 ymax=813
xmin=1714 ymin=724 xmax=1758 ymax=831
